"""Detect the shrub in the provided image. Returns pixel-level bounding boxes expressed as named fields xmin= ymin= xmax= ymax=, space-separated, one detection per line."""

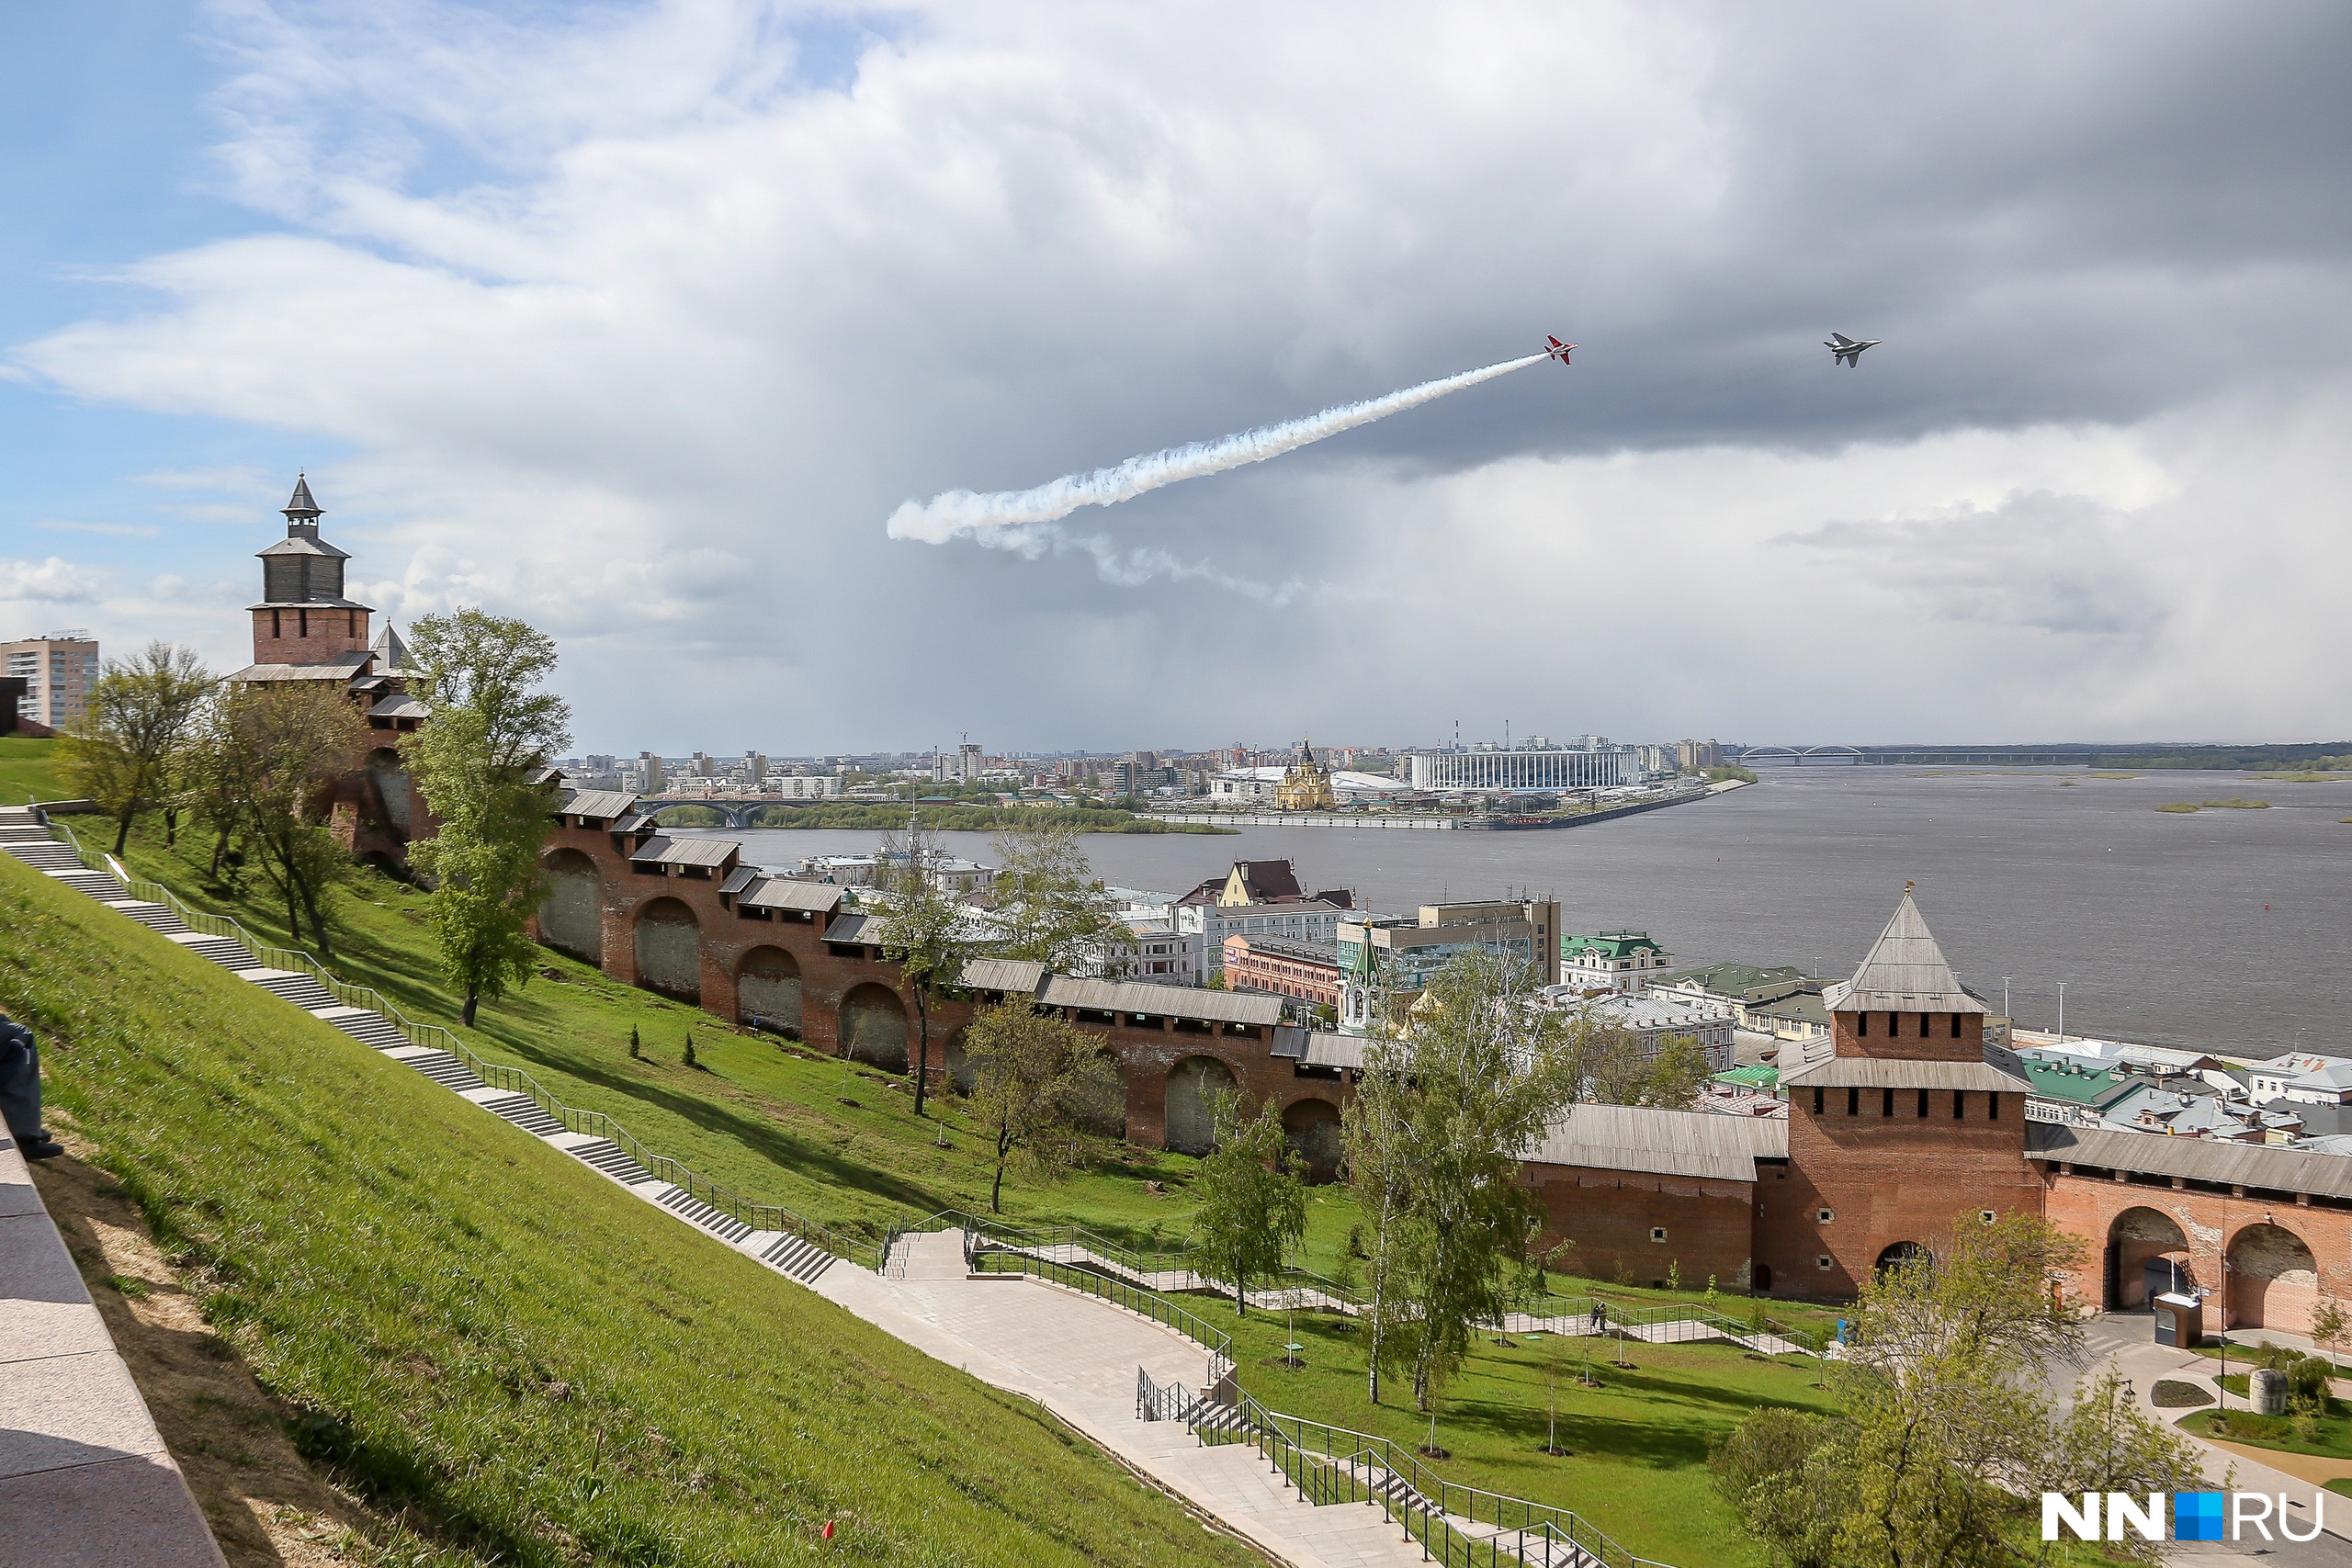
xmin=1709 ymin=1409 xmax=1851 ymax=1568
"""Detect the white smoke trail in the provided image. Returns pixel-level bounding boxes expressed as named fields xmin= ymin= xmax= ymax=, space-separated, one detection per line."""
xmin=887 ymin=351 xmax=1550 ymax=542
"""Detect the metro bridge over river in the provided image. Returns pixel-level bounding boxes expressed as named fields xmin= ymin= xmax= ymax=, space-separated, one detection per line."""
xmin=636 ymin=795 xmax=820 ymax=828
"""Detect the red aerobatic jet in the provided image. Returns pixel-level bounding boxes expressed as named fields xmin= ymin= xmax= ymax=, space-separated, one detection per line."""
xmin=1545 ymin=335 xmax=1577 ymax=366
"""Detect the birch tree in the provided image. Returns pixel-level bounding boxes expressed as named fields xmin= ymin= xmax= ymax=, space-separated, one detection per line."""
xmin=1189 ymin=1091 xmax=1307 ymax=1315
xmin=876 ymin=810 xmax=970 ymax=1116
xmin=1342 ymin=947 xmax=1578 ymax=1427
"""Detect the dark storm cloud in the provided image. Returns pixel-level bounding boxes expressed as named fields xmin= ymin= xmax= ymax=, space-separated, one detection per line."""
xmin=17 ymin=1 xmax=2352 ymax=748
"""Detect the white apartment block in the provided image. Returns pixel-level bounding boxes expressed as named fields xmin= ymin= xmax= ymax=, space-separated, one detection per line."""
xmin=4 ymin=632 xmax=99 ymax=730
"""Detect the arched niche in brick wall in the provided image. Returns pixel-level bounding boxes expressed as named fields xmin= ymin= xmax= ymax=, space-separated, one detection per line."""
xmin=633 ymin=897 xmax=702 ymax=1002
xmin=2107 ymin=1207 xmax=2192 ymax=1310
xmin=538 ymin=848 xmax=603 ymax=964
xmin=839 ymin=983 xmax=909 ymax=1072
xmin=737 ymin=945 xmax=802 ymax=1034
xmin=364 ymin=746 xmax=413 ymax=838
xmin=2228 ymin=1222 xmax=2319 ymax=1334
xmin=1163 ymin=1055 xmax=1238 ymax=1156
xmin=1281 ymin=1097 xmax=1344 ymax=1183
xmin=1875 ymin=1240 xmax=1931 ymax=1277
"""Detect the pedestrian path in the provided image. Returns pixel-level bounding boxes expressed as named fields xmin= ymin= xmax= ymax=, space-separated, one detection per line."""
xmin=1 ymin=807 xmax=1630 ymax=1568
xmin=818 ymin=1235 xmax=1438 ymax=1568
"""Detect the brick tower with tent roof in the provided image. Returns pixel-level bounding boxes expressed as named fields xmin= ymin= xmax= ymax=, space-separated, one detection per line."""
xmin=228 ymin=475 xmax=429 ymax=863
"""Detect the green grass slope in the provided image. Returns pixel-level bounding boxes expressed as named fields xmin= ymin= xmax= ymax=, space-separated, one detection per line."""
xmin=0 ymin=853 xmax=1256 ymax=1568
xmin=103 ymin=818 xmax=1361 ymax=1260
xmin=0 ymin=735 xmax=64 ymax=803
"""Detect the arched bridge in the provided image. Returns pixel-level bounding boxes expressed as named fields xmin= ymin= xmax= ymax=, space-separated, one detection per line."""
xmin=1726 ymin=743 xmax=2243 ymax=768
xmin=638 ymin=795 xmax=818 ymax=829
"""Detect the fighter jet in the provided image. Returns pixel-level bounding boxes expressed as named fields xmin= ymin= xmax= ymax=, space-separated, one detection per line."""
xmin=1545 ymin=334 xmax=1577 ymax=366
xmin=1825 ymin=332 xmax=1880 ymax=367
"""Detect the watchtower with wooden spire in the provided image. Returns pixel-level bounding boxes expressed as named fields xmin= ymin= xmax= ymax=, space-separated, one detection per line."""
xmin=248 ymin=473 xmax=375 ymax=669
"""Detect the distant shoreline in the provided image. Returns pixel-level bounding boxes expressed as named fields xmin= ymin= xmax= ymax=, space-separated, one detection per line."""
xmin=648 ymin=802 xmax=1238 ymax=835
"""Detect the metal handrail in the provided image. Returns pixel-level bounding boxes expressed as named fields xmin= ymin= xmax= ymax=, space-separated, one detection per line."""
xmin=969 ymin=1232 xmax=1237 ymax=1392
xmin=884 ymin=1204 xmax=1365 ymax=1312
xmin=55 ymin=826 xmax=881 ymax=1270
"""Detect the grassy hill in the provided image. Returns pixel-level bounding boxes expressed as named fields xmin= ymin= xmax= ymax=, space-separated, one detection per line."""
xmin=0 ymin=852 xmax=1259 ymax=1567
xmin=98 ymin=812 xmax=1263 ymax=1254
xmin=0 ymin=735 xmax=64 ymax=803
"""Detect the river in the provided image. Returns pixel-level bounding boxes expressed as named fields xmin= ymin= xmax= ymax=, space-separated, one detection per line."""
xmin=670 ymin=767 xmax=2352 ymax=1055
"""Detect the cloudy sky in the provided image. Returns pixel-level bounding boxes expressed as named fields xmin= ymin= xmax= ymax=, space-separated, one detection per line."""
xmin=4 ymin=1 xmax=2348 ymax=755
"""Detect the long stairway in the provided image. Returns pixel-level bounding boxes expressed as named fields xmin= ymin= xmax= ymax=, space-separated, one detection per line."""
xmin=0 ymin=808 xmax=824 ymax=1300
xmin=3 ymin=807 xmax=1663 ymax=1568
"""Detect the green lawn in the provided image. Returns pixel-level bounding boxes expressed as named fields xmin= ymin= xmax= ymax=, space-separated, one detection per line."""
xmin=0 ymin=848 xmax=1258 ymax=1568
xmin=1198 ymin=1303 xmax=1836 ymax=1568
xmin=2188 ymin=1375 xmax=2352 ymax=1459
xmin=100 ymin=812 xmax=1246 ymax=1251
xmin=0 ymin=734 xmax=64 ymax=803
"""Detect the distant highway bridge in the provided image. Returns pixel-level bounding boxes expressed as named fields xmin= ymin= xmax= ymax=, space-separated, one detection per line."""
xmin=637 ymin=795 xmax=825 ymax=828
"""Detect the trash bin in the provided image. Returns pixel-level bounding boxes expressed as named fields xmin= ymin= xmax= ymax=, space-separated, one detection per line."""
xmin=2153 ymin=1292 xmax=2203 ymax=1348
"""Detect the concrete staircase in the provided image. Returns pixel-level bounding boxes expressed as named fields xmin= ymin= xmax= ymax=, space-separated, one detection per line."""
xmin=2 ymin=807 xmax=1664 ymax=1568
xmin=756 ymin=1232 xmax=838 ymax=1284
xmin=0 ymin=807 xmax=849 ymax=1304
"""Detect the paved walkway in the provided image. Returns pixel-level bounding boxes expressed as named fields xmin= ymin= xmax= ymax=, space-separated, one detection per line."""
xmin=2050 ymin=1314 xmax=2348 ymax=1562
xmin=4 ymin=820 xmax=1441 ymax=1568
xmin=0 ymin=1139 xmax=224 ymax=1565
xmin=816 ymin=1235 xmax=1434 ymax=1568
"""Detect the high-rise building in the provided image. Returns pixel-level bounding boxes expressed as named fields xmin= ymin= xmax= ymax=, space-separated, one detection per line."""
xmin=2 ymin=632 xmax=99 ymax=731
xmin=958 ymin=741 xmax=985 ymax=782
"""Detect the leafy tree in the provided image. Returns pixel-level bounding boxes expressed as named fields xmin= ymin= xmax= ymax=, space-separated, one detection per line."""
xmin=2044 ymin=1366 xmax=2207 ymax=1566
xmin=876 ymin=810 xmax=971 ymax=1116
xmin=1574 ymin=1019 xmax=1712 ymax=1109
xmin=1711 ymin=1409 xmax=1853 ymax=1568
xmin=59 ymin=640 xmax=213 ymax=854
xmin=961 ymin=997 xmax=1123 ymax=1213
xmin=2312 ymin=1294 xmax=2348 ymax=1372
xmin=1734 ymin=1212 xmax=2094 ymax=1568
xmin=988 ymin=820 xmax=1136 ymax=976
xmin=203 ymin=682 xmax=369 ymax=954
xmin=401 ymin=609 xmax=572 ymax=1027
xmin=1343 ymin=947 xmax=1578 ymax=1422
xmin=1189 ymin=1091 xmax=1307 ymax=1315
xmin=1641 ymin=1033 xmax=1714 ymax=1109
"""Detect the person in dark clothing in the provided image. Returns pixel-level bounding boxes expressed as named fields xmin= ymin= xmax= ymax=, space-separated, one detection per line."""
xmin=0 ymin=1011 xmax=61 ymax=1160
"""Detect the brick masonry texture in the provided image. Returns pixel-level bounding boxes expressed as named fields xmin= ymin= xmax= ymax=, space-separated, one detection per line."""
xmin=529 ymin=820 xmax=1350 ymax=1157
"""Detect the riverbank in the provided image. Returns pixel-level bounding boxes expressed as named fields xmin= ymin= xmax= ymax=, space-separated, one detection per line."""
xmin=1138 ymin=780 xmax=1741 ymax=832
xmin=654 ymin=801 xmax=1238 ymax=834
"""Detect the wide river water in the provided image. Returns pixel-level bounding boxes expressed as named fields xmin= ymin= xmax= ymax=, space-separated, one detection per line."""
xmin=673 ymin=768 xmax=2352 ymax=1055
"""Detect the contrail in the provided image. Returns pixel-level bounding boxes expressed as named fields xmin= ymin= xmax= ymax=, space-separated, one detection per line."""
xmin=887 ymin=351 xmax=1550 ymax=543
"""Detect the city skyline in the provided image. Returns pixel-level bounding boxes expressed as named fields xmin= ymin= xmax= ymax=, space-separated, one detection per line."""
xmin=3 ymin=5 xmax=2349 ymax=752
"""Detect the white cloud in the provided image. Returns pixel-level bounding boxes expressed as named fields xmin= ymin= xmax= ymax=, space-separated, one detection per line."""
xmin=0 ymin=557 xmax=106 ymax=604
xmin=9 ymin=1 xmax=2351 ymax=748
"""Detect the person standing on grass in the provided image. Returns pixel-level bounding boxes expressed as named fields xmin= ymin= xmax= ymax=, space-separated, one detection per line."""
xmin=0 ymin=1010 xmax=62 ymax=1160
